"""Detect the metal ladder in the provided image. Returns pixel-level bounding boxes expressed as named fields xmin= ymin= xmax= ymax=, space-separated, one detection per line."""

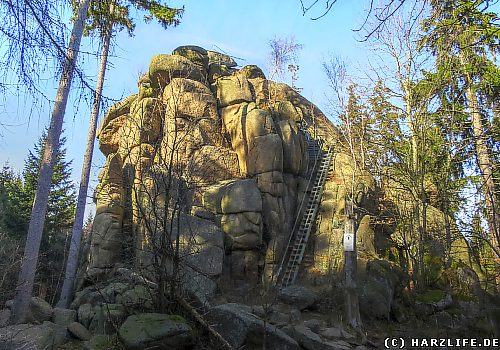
xmin=277 ymin=140 xmax=334 ymax=288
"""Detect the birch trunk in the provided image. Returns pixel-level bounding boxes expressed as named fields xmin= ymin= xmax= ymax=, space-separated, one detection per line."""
xmin=57 ymin=15 xmax=113 ymax=308
xmin=11 ymin=0 xmax=91 ymax=323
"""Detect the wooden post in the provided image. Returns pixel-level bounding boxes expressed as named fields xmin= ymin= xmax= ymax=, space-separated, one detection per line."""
xmin=344 ymin=199 xmax=361 ymax=328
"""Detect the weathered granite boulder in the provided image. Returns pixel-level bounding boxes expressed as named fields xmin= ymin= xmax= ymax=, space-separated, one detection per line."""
xmin=302 ymin=318 xmax=325 ymax=333
xmin=88 ymin=303 xmax=128 ymax=335
xmin=27 ymin=297 xmax=53 ymax=323
xmin=118 ymin=313 xmax=193 ymax=350
xmin=68 ymin=321 xmax=91 ymax=341
xmin=70 ymin=279 xmax=155 ymax=336
xmin=83 ymin=334 xmax=119 ymax=350
xmin=88 ymin=154 xmax=124 ymax=278
xmin=415 ymin=289 xmax=453 ymax=316
xmin=207 ymin=50 xmax=237 ymax=68
xmin=358 ymin=260 xmax=405 ymax=319
xmin=76 ymin=303 xmax=128 ymax=335
xmin=52 ymin=307 xmax=76 ymax=327
xmin=207 ymin=303 xmax=300 ymax=349
xmin=97 ymin=94 xmax=137 ymax=156
xmin=163 ymin=78 xmax=217 ymax=121
xmin=170 ymin=214 xmax=224 ymax=305
xmin=172 ymin=45 xmax=209 ymax=69
xmin=278 ymin=285 xmax=319 ymax=310
xmin=288 ymin=325 xmax=352 ymax=350
xmin=172 ymin=214 xmax=225 ymax=276
xmin=0 ymin=322 xmax=59 ymax=349
xmin=216 ymin=75 xmax=253 ymax=107
xmin=319 ymin=327 xmax=342 ymax=339
xmin=149 ymin=54 xmax=207 ymax=89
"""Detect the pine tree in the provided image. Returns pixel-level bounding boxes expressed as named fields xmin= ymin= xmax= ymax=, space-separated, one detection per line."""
xmin=21 ymin=132 xmax=76 ymax=302
xmin=22 ymin=131 xmax=76 ymax=242
xmin=421 ymin=0 xmax=500 ymax=284
xmin=0 ymin=164 xmax=29 ymax=237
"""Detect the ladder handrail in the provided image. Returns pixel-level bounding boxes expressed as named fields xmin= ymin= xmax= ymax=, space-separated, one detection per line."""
xmin=273 ymin=131 xmax=323 ymax=282
xmin=279 ymin=147 xmax=333 ymax=287
xmin=284 ymin=147 xmax=333 ymax=287
xmin=275 ymin=127 xmax=334 ymax=288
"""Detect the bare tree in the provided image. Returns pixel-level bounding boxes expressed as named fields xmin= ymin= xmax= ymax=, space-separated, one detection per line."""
xmin=0 ymin=0 xmax=70 ymax=96
xmin=268 ymin=35 xmax=302 ymax=81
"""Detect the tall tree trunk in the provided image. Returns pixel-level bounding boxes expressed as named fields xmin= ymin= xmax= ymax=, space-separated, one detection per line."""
xmin=464 ymin=79 xmax=500 ymax=287
xmin=466 ymin=84 xmax=499 ymax=245
xmin=403 ymin=81 xmax=425 ymax=288
xmin=57 ymin=16 xmax=113 ymax=308
xmin=11 ymin=0 xmax=91 ymax=324
xmin=344 ymin=199 xmax=361 ymax=328
xmin=458 ymin=52 xmax=500 ymax=260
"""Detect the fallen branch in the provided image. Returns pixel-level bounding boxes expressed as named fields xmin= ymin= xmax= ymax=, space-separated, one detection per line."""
xmin=175 ymin=295 xmax=234 ymax=350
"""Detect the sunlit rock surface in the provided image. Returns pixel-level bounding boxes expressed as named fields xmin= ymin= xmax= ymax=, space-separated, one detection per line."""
xmin=86 ymin=45 xmax=380 ymax=293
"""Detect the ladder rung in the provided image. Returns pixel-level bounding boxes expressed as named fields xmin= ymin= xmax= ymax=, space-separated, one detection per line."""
xmin=279 ymin=134 xmax=334 ymax=287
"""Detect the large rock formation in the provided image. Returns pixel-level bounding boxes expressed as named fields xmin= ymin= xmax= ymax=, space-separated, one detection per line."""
xmin=84 ymin=44 xmax=478 ymax=311
xmin=86 ymin=45 xmax=354 ymax=292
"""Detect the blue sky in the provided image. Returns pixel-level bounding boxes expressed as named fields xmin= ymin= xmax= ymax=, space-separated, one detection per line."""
xmin=0 ymin=1 xmax=370 ymax=213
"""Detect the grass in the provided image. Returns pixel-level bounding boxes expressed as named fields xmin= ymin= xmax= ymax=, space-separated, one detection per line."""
xmin=415 ymin=289 xmax=447 ymax=303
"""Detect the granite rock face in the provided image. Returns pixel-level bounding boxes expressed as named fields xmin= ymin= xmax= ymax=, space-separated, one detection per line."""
xmin=85 ymin=45 xmax=368 ymax=294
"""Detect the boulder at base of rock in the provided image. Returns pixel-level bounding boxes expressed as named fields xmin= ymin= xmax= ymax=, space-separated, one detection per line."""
xmin=178 ymin=265 xmax=218 ymax=307
xmin=83 ymin=334 xmax=119 ymax=350
xmin=207 ymin=303 xmax=300 ymax=350
xmin=27 ymin=296 xmax=53 ymax=323
xmin=44 ymin=321 xmax=69 ymax=346
xmin=320 ymin=327 xmax=342 ymax=340
xmin=52 ymin=307 xmax=76 ymax=327
xmin=290 ymin=325 xmax=352 ymax=350
xmin=0 ymin=323 xmax=55 ymax=350
xmin=0 ymin=309 xmax=10 ymax=327
xmin=303 ymin=318 xmax=324 ymax=333
xmin=278 ymin=285 xmax=319 ymax=310
xmin=68 ymin=321 xmax=92 ymax=341
xmin=118 ymin=313 xmax=193 ymax=350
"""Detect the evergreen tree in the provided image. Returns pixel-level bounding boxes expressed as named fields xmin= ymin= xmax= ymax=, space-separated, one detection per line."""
xmin=366 ymin=80 xmax=402 ymax=174
xmin=20 ymin=131 xmax=76 ymax=303
xmin=23 ymin=131 xmax=76 ymax=243
xmin=421 ymin=0 xmax=500 ymax=284
xmin=0 ymin=164 xmax=29 ymax=237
